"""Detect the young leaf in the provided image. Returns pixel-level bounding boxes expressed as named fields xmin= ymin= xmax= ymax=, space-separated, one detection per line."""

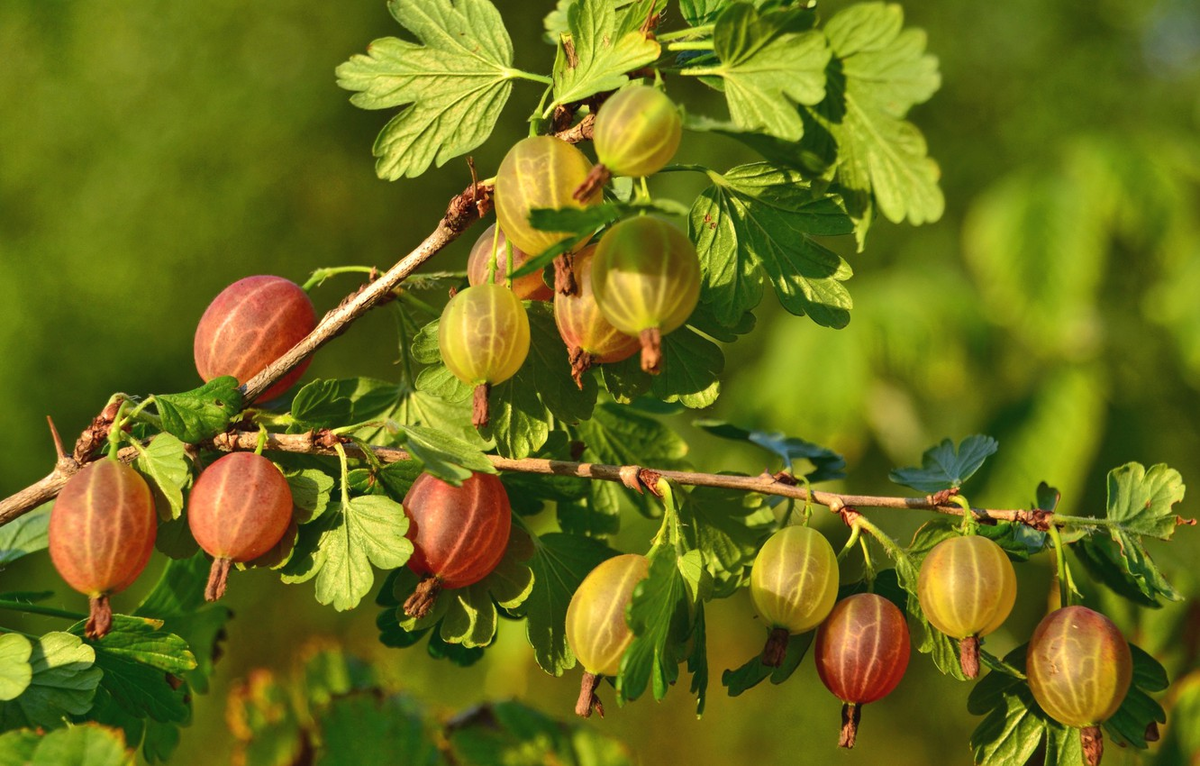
xmin=154 ymin=377 xmax=242 ymax=444
xmin=336 ymin=0 xmax=516 ymax=180
xmin=0 ymin=507 xmax=49 ymax=566
xmin=808 ymin=2 xmax=943 ymax=229
xmin=0 ymin=635 xmax=33 ymax=703
xmin=695 ymin=4 xmax=829 ymax=141
xmin=689 ymin=163 xmax=854 ymax=329
xmin=518 ymin=532 xmax=619 ymax=675
xmin=1075 ymin=463 xmax=1190 ymax=605
xmin=284 ymin=468 xmax=335 ymax=524
xmin=303 ymin=495 xmax=414 ymax=611
xmin=550 ymin=0 xmax=662 ymax=109
xmin=134 ymin=434 xmax=190 ymax=522
xmin=694 ymin=420 xmax=847 ymax=483
xmin=889 ymin=434 xmax=999 ymax=493
xmin=0 ymin=632 xmax=101 ymax=731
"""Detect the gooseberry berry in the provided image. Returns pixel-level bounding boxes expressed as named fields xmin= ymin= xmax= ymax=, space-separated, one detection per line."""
xmin=553 ymin=244 xmax=640 ymax=387
xmin=48 ymin=460 xmax=157 ymax=638
xmin=466 ymin=224 xmax=554 ymax=302
xmin=574 ymin=84 xmax=683 ymax=201
xmin=916 ymin=534 xmax=1017 ymax=678
xmin=748 ymin=525 xmax=839 ymax=667
xmin=188 ymin=452 xmax=294 ymax=602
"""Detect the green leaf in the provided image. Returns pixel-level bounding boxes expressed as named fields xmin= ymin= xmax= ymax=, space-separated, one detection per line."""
xmin=154 ymin=377 xmax=243 ymax=444
xmin=697 ymin=5 xmax=829 ymax=141
xmin=284 ymin=468 xmax=335 ymax=524
xmin=0 ymin=729 xmax=39 ymax=764
xmin=447 ymin=700 xmax=634 ymax=766
xmin=387 ymin=387 xmax=486 ymax=448
xmin=518 ymin=533 xmax=619 ymax=675
xmin=1075 ymin=463 xmax=1190 ymax=605
xmin=317 ymin=695 xmax=439 ymax=766
xmin=0 ymin=635 xmax=33 ymax=702
xmin=694 ymin=420 xmax=846 ymax=482
xmin=0 ymin=632 xmax=101 ymax=731
xmin=618 ymin=544 xmax=704 ymax=703
xmin=808 ymin=2 xmax=943 ymax=230
xmin=399 ymin=424 xmax=496 ymax=485
xmin=893 ymin=554 xmax=967 ymax=680
xmin=67 ymin=616 xmax=195 ymax=726
xmin=1104 ymin=645 xmax=1168 ymax=749
xmin=308 ymin=495 xmax=414 ymax=611
xmin=336 ymin=0 xmax=516 ymax=180
xmin=550 ymin=0 xmax=661 ymax=109
xmin=677 ymin=484 xmax=775 ymax=598
xmin=25 ymin=724 xmax=134 ymax=766
xmin=575 ymin=402 xmax=688 ymax=523
xmin=134 ymin=433 xmax=190 ymax=522
xmin=889 ymin=435 xmax=999 ymax=493
xmin=289 ymin=379 xmax=353 ymax=429
xmin=907 ymin=519 xmax=1045 ymax=564
xmin=226 ymin=669 xmax=305 ymax=766
xmin=690 ymin=163 xmax=854 ymax=328
xmin=0 ymin=506 xmax=50 ymax=566
xmin=722 ymin=628 xmax=812 ymax=697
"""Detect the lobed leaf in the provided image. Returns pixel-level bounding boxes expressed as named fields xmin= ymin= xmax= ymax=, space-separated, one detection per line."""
xmin=889 ymin=434 xmax=999 ymax=493
xmin=134 ymin=434 xmax=189 ymax=522
xmin=550 ymin=0 xmax=662 ymax=109
xmin=695 ymin=419 xmax=846 ymax=482
xmin=154 ymin=377 xmax=242 ymax=444
xmin=0 ymin=632 xmax=101 ymax=732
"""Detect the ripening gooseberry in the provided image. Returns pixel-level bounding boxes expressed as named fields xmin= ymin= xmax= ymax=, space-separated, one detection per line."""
xmin=815 ymin=593 xmax=911 ymax=749
xmin=402 ymin=472 xmax=512 ymax=619
xmin=193 ymin=275 xmax=317 ymax=402
xmin=591 ymin=216 xmax=701 ymax=374
xmin=593 ymin=85 xmax=682 ymax=179
xmin=466 ymin=224 xmax=554 ymax=302
xmin=1027 ymin=606 xmax=1133 ymax=766
xmin=49 ymin=460 xmax=157 ymax=638
xmin=493 ymin=136 xmax=601 ymax=259
xmin=917 ymin=535 xmax=1017 ymax=679
xmin=188 ymin=452 xmax=294 ymax=602
xmin=554 ymin=245 xmax=640 ymax=388
xmin=565 ymin=553 xmax=650 ymax=718
xmin=749 ymin=525 xmax=839 ymax=667
xmin=438 ymin=283 xmax=530 ymax=428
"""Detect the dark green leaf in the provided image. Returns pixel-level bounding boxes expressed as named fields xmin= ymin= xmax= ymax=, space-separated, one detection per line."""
xmin=889 ymin=434 xmax=999 ymax=493
xmin=722 ymin=628 xmax=812 ymax=697
xmin=399 ymin=424 xmax=496 ymax=485
xmin=677 ymin=484 xmax=775 ymax=598
xmin=336 ymin=0 xmax=516 ymax=180
xmin=289 ymin=379 xmax=353 ymax=429
xmin=154 ymin=377 xmax=242 ymax=444
xmin=447 ymin=700 xmax=634 ymax=766
xmin=1103 ymin=644 xmax=1168 ymax=749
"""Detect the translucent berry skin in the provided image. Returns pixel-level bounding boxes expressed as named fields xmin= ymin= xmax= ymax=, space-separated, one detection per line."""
xmin=917 ymin=535 xmax=1017 ymax=639
xmin=1026 ymin=606 xmax=1133 ymax=728
xmin=403 ymin=472 xmax=512 ymax=589
xmin=493 ymin=136 xmax=601 ymax=256
xmin=49 ymin=460 xmax=157 ymax=597
xmin=193 ymin=275 xmax=316 ymax=401
xmin=593 ymin=85 xmax=683 ymax=178
xmin=188 ymin=452 xmax=294 ymax=562
xmin=438 ymin=284 xmax=531 ymax=386
xmin=592 ymin=216 xmax=701 ymax=336
xmin=466 ymin=224 xmax=554 ymax=302
xmin=749 ymin=525 xmax=839 ymax=634
xmin=815 ymin=593 xmax=911 ymax=705
xmin=554 ymin=245 xmax=641 ymax=363
xmin=565 ymin=554 xmax=650 ymax=677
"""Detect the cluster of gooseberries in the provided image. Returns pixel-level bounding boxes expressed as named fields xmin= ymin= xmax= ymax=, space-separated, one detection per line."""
xmin=564 ymin=526 xmax=1133 ymax=764
xmin=444 ymin=83 xmax=697 ymax=426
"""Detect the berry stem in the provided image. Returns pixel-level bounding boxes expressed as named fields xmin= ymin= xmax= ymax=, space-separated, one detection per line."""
xmin=472 ymin=384 xmax=491 ymax=429
xmin=575 ymin=671 xmax=605 ymax=718
xmin=838 ymin=703 xmax=861 ymax=749
xmin=403 ymin=575 xmax=444 ymax=620
xmin=573 ymin=164 xmax=611 ymax=203
xmin=568 ymin=347 xmax=595 ymax=390
xmin=959 ymin=636 xmax=980 ymax=679
xmin=761 ymin=627 xmax=790 ymax=668
xmin=639 ymin=327 xmax=663 ymax=374
xmin=1081 ymin=725 xmax=1103 ymax=766
xmin=206 ymin=557 xmax=233 ymax=602
xmin=86 ymin=595 xmax=113 ymax=640
xmin=554 ymin=254 xmax=578 ymax=296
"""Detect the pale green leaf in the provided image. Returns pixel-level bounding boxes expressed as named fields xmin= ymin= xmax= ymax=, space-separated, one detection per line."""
xmin=551 ymin=0 xmax=661 ymax=108
xmin=0 ymin=635 xmax=33 ymax=702
xmin=135 ymin=433 xmax=189 ymax=522
xmin=312 ymin=495 xmax=414 ymax=611
xmin=0 ymin=632 xmax=101 ymax=731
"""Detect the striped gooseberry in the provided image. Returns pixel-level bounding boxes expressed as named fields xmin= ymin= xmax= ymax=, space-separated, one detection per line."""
xmin=565 ymin=553 xmax=650 ymax=718
xmin=48 ymin=460 xmax=157 ymax=638
xmin=402 ymin=472 xmax=512 ymax=619
xmin=466 ymin=224 xmax=554 ymax=302
xmin=748 ymin=525 xmax=839 ymax=667
xmin=574 ymin=84 xmax=683 ymax=201
xmin=438 ymin=283 xmax=530 ymax=428
xmin=1026 ymin=606 xmax=1133 ymax=766
xmin=916 ymin=535 xmax=1017 ymax=678
xmin=493 ymin=136 xmax=601 ymax=261
xmin=591 ymin=216 xmax=701 ymax=374
xmin=553 ymin=244 xmax=640 ymax=387
xmin=193 ymin=275 xmax=316 ymax=402
xmin=815 ymin=593 xmax=911 ymax=748
xmin=187 ymin=452 xmax=294 ymax=602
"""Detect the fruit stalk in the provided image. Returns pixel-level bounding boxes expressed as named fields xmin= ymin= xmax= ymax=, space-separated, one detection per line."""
xmin=575 ymin=672 xmax=604 ymax=718
xmin=761 ymin=627 xmax=790 ymax=668
xmin=473 ymin=384 xmax=491 ymax=429
xmin=206 ymin=558 xmax=233 ymax=602
xmin=640 ymin=328 xmax=663 ymax=374
xmin=403 ymin=575 xmax=444 ymax=619
xmin=839 ymin=703 xmax=861 ymax=749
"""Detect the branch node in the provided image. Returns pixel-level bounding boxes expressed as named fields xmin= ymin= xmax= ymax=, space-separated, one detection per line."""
xmin=638 ymin=469 xmax=664 ymax=497
xmin=926 ymin=487 xmax=960 ymax=506
xmin=836 ymin=505 xmax=863 ymax=528
xmin=312 ymin=429 xmax=345 ymax=450
xmin=618 ymin=465 xmax=643 ymax=493
xmin=770 ymin=470 xmax=798 ymax=487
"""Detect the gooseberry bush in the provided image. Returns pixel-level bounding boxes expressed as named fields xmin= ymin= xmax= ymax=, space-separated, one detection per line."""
xmin=0 ymin=1 xmax=1195 ymax=765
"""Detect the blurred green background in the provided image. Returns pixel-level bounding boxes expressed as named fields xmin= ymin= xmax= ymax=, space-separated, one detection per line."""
xmin=2 ymin=0 xmax=1199 ymax=764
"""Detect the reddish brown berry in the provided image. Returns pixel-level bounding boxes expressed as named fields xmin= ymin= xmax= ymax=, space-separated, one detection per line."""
xmin=401 ymin=472 xmax=512 ymax=619
xmin=554 ymin=245 xmax=640 ymax=387
xmin=466 ymin=224 xmax=554 ymax=301
xmin=193 ymin=275 xmax=316 ymax=402
xmin=188 ymin=452 xmax=294 ymax=602
xmin=49 ymin=460 xmax=157 ymax=638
